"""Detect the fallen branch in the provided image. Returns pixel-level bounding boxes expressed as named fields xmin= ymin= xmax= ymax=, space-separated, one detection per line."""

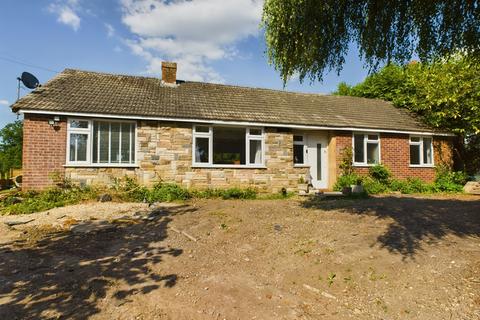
xmin=303 ymin=284 xmax=337 ymax=300
xmin=181 ymin=230 xmax=198 ymax=242
xmin=4 ymin=219 xmax=35 ymax=227
xmin=170 ymin=226 xmax=198 ymax=242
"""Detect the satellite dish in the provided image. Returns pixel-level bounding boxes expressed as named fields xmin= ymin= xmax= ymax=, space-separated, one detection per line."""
xmin=16 ymin=71 xmax=41 ymax=101
xmin=20 ymin=72 xmax=40 ymax=89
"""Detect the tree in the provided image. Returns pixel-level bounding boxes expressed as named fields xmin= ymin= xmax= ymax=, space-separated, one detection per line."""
xmin=0 ymin=121 xmax=23 ymax=178
xmin=333 ymin=56 xmax=480 ymax=173
xmin=262 ymin=0 xmax=480 ymax=83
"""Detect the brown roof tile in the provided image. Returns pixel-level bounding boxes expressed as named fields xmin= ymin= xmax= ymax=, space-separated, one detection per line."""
xmin=11 ymin=69 xmax=437 ymax=133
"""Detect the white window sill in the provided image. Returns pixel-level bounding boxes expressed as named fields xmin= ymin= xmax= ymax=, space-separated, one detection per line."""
xmin=294 ymin=164 xmax=310 ymax=168
xmin=64 ymin=164 xmax=139 ymax=168
xmin=353 ymin=163 xmax=379 ymax=167
xmin=192 ymin=164 xmax=266 ymax=169
xmin=409 ymin=164 xmax=435 ymax=168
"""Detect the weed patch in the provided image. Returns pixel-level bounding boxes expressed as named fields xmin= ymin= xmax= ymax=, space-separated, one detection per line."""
xmin=0 ymin=187 xmax=98 ymax=215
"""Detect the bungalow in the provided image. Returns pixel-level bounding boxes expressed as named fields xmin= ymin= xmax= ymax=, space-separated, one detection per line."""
xmin=11 ymin=62 xmax=454 ymax=192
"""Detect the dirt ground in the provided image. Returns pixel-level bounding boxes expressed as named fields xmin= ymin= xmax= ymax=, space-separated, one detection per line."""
xmin=0 ymin=194 xmax=479 ymax=320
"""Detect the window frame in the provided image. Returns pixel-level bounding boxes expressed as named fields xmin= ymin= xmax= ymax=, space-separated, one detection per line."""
xmin=65 ymin=118 xmax=138 ymax=167
xmin=352 ymin=132 xmax=381 ymax=166
xmin=293 ymin=134 xmax=308 ymax=167
xmin=191 ymin=125 xmax=266 ymax=168
xmin=67 ymin=119 xmax=91 ymax=165
xmin=409 ymin=135 xmax=434 ymax=167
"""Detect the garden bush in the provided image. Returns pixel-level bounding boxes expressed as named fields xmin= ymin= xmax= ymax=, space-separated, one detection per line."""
xmin=112 ymin=176 xmax=148 ymax=202
xmin=433 ymin=166 xmax=468 ymax=192
xmin=146 ymin=183 xmax=191 ymax=202
xmin=333 ymin=164 xmax=467 ymax=195
xmin=390 ymin=178 xmax=429 ymax=194
xmin=362 ymin=176 xmax=389 ymax=194
xmin=368 ymin=164 xmax=391 ymax=184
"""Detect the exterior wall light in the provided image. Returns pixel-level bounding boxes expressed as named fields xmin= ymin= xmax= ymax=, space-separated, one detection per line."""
xmin=48 ymin=116 xmax=61 ymax=127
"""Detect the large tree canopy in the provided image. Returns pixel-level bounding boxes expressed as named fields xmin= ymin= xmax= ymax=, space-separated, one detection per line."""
xmin=0 ymin=121 xmax=23 ymax=178
xmin=262 ymin=0 xmax=480 ymax=83
xmin=334 ymin=57 xmax=480 ymax=135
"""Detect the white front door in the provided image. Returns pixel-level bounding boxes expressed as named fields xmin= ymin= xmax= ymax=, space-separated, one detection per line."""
xmin=307 ymin=134 xmax=328 ymax=189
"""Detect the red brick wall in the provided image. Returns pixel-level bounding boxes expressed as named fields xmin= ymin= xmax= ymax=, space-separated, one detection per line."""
xmin=335 ymin=131 xmax=453 ymax=182
xmin=22 ymin=114 xmax=67 ymax=190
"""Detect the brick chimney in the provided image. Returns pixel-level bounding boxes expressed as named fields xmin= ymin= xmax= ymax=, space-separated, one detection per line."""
xmin=162 ymin=61 xmax=177 ymax=84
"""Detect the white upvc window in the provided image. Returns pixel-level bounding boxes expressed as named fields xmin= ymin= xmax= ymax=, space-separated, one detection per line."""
xmin=353 ymin=133 xmax=380 ymax=166
xmin=410 ymin=136 xmax=434 ymax=166
xmin=293 ymin=134 xmax=307 ymax=166
xmin=192 ymin=125 xmax=265 ymax=167
xmin=66 ymin=118 xmax=137 ymax=166
xmin=246 ymin=128 xmax=264 ymax=165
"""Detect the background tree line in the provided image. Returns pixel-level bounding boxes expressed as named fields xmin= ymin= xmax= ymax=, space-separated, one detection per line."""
xmin=0 ymin=120 xmax=22 ymax=179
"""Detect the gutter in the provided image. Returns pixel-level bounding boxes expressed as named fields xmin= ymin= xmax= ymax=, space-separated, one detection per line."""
xmin=18 ymin=109 xmax=456 ymax=137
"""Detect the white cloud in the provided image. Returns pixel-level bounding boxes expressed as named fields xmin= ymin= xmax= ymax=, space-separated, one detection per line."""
xmin=48 ymin=0 xmax=81 ymax=31
xmin=105 ymin=23 xmax=115 ymax=37
xmin=0 ymin=100 xmax=9 ymax=106
xmin=121 ymin=0 xmax=263 ymax=82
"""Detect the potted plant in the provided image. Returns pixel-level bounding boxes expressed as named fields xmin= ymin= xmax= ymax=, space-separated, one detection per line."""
xmin=297 ymin=176 xmax=309 ymax=194
xmin=233 ymin=154 xmax=241 ymax=165
xmin=351 ymin=177 xmax=364 ymax=194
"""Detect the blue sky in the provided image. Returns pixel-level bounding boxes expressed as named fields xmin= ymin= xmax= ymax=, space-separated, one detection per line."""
xmin=0 ymin=0 xmax=370 ymax=129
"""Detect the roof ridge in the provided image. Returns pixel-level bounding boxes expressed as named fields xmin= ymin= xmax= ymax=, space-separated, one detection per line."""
xmin=62 ymin=68 xmax=390 ymax=102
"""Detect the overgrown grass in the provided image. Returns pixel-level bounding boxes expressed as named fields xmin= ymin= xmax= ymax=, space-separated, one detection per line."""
xmin=113 ymin=177 xmax=259 ymax=202
xmin=0 ymin=176 xmax=301 ymax=216
xmin=0 ymin=187 xmax=98 ymax=215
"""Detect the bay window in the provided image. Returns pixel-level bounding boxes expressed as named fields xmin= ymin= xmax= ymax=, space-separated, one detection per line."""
xmin=67 ymin=119 xmax=136 ymax=166
xmin=410 ymin=136 xmax=433 ymax=166
xmin=353 ymin=133 xmax=380 ymax=165
xmin=192 ymin=125 xmax=264 ymax=167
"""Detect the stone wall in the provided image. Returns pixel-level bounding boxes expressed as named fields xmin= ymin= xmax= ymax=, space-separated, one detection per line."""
xmin=65 ymin=121 xmax=309 ymax=193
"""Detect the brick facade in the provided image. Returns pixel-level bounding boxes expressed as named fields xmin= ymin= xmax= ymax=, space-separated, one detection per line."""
xmin=334 ymin=131 xmax=453 ymax=182
xmin=22 ymin=114 xmax=67 ymax=190
xmin=22 ymin=116 xmax=453 ymax=191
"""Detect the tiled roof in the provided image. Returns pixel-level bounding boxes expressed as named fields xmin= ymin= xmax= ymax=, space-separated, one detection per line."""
xmin=11 ymin=68 xmax=437 ymax=133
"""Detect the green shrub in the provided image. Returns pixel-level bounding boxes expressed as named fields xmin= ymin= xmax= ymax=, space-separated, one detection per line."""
xmin=333 ymin=173 xmax=361 ymax=191
xmin=362 ymin=177 xmax=389 ymax=194
xmin=112 ymin=176 xmax=148 ymax=202
xmin=146 ymin=183 xmax=191 ymax=202
xmin=368 ymin=164 xmax=391 ymax=184
xmin=390 ymin=178 xmax=429 ymax=194
xmin=434 ymin=166 xmax=468 ymax=192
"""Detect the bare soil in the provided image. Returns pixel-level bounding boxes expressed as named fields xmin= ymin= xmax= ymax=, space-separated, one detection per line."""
xmin=0 ymin=194 xmax=479 ymax=319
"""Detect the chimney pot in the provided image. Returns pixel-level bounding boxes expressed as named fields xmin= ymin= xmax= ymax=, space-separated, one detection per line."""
xmin=162 ymin=61 xmax=177 ymax=84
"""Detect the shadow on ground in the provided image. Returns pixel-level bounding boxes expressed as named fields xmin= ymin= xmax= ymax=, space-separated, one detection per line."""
xmin=302 ymin=196 xmax=480 ymax=258
xmin=0 ymin=205 xmax=196 ymax=319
